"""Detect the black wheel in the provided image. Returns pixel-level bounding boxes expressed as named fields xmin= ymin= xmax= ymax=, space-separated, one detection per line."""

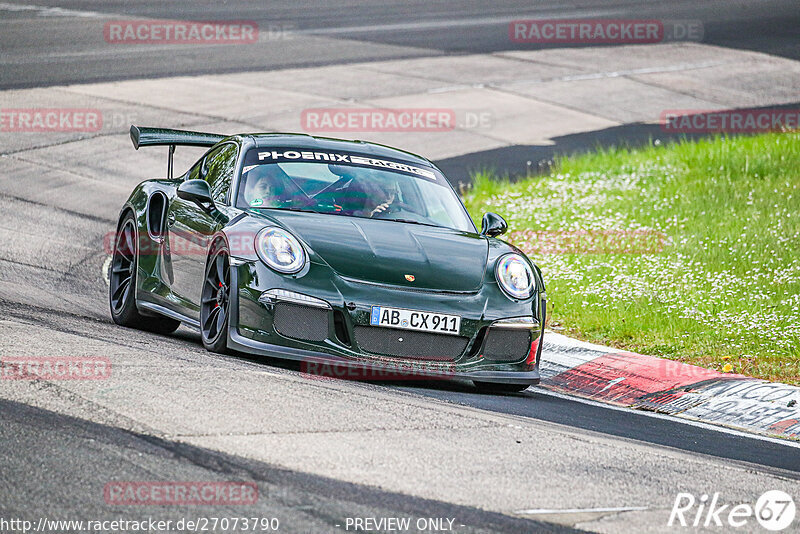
xmin=200 ymin=242 xmax=231 ymax=353
xmin=109 ymin=213 xmax=181 ymax=334
xmin=473 ymin=381 xmax=531 ymax=394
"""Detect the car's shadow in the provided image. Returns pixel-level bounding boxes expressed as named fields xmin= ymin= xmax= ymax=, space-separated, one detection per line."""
xmin=178 ymin=332 xmax=536 ymax=397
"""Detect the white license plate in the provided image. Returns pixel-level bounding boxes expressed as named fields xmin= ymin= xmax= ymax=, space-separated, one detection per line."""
xmin=370 ymin=306 xmax=461 ymax=335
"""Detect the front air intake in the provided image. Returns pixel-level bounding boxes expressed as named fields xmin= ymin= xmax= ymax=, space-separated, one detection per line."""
xmin=482 ymin=328 xmax=531 ymax=362
xmin=353 ymin=326 xmax=468 ymax=361
xmin=273 ymin=303 xmax=329 ymax=342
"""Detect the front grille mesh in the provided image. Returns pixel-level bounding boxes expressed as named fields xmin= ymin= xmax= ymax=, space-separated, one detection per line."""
xmin=482 ymin=328 xmax=531 ymax=362
xmin=273 ymin=303 xmax=329 ymax=341
xmin=353 ymin=326 xmax=468 ymax=361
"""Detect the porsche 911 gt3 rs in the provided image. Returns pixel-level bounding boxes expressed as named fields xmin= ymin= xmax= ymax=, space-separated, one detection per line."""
xmin=109 ymin=125 xmax=546 ymax=392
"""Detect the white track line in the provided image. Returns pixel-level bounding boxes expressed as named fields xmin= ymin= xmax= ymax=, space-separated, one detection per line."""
xmin=0 ymin=2 xmax=106 ymax=17
xmin=533 ymin=387 xmax=800 ymax=449
xmin=101 ymin=255 xmax=111 ymax=287
xmin=297 ymin=9 xmax=620 ymax=36
xmin=515 ymin=506 xmax=649 ymax=515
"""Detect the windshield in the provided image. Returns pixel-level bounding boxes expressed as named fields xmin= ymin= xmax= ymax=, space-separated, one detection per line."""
xmin=235 ymin=148 xmax=475 ymax=232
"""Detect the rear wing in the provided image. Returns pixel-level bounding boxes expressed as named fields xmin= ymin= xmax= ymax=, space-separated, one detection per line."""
xmin=129 ymin=125 xmax=227 ymax=178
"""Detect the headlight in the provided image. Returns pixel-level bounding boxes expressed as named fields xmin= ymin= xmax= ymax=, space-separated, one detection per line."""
xmin=496 ymin=254 xmax=535 ymax=299
xmin=255 ymin=227 xmax=306 ymax=274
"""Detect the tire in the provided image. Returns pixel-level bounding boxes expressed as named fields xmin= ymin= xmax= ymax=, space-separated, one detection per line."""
xmin=109 ymin=212 xmax=181 ymax=335
xmin=473 ymin=381 xmax=531 ymax=394
xmin=200 ymin=241 xmax=231 ymax=354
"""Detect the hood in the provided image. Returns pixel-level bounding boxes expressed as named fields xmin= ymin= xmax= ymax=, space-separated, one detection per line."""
xmin=265 ymin=211 xmax=488 ymax=291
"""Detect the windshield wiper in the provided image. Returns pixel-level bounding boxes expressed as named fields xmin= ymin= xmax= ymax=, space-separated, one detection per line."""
xmin=384 ymin=218 xmax=439 ymax=228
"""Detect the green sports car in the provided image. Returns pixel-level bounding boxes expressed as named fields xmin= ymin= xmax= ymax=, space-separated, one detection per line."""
xmin=109 ymin=126 xmax=545 ymax=392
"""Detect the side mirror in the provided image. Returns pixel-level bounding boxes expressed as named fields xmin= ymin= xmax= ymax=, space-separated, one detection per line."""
xmin=177 ymin=179 xmax=214 ymax=210
xmin=480 ymin=212 xmax=508 ymax=237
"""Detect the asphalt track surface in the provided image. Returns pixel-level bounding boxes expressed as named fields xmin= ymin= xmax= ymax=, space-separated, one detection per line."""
xmin=2 ymin=1 xmax=800 ymax=533
xmin=0 ymin=399 xmax=573 ymax=533
xmin=1 ymin=0 xmax=799 ymax=89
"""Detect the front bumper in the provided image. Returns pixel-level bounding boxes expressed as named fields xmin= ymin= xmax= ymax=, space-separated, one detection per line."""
xmin=228 ymin=260 xmax=543 ymax=384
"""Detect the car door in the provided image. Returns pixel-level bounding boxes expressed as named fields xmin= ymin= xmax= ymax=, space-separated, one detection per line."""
xmin=167 ymin=143 xmax=237 ymax=312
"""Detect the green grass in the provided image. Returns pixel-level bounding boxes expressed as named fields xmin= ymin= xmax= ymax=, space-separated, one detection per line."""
xmin=463 ymin=133 xmax=800 ymax=384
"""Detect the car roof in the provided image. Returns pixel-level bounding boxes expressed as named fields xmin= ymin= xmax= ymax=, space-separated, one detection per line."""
xmin=244 ymin=133 xmax=434 ymax=168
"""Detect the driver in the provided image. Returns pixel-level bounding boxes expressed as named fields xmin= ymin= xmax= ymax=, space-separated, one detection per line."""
xmin=325 ymin=166 xmax=403 ymax=218
xmin=359 ymin=178 xmax=401 ymax=218
xmin=242 ymin=165 xmax=292 ymax=207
